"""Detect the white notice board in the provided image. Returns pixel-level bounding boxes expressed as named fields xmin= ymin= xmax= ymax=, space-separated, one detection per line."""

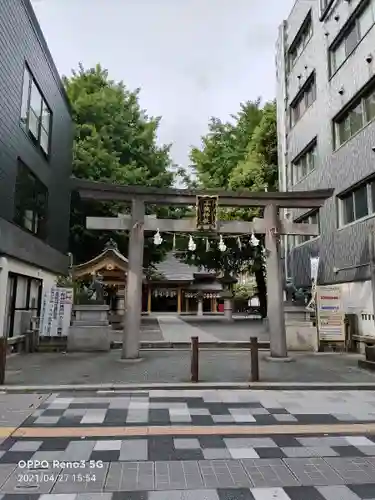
xmin=316 ymin=285 xmax=345 ymax=341
xmin=39 ymin=287 xmax=73 ymax=337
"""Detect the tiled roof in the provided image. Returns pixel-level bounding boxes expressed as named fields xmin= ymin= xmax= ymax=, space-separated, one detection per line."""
xmin=154 ymin=252 xmax=212 ymax=281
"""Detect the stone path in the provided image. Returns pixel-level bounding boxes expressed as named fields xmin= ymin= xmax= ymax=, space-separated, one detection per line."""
xmin=180 ymin=317 xmax=268 ymax=342
xmin=157 ymin=316 xmax=218 ymax=342
xmin=1 ymin=390 xmax=375 ymax=497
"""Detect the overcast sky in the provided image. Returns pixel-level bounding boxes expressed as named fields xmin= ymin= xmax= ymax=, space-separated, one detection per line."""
xmin=32 ymin=0 xmax=294 ymax=169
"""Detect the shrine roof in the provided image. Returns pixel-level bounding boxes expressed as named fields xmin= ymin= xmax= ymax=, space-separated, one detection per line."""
xmin=188 ymin=281 xmax=222 ymax=291
xmin=154 ymin=252 xmax=215 ymax=282
xmin=73 ymin=241 xmax=128 ymax=276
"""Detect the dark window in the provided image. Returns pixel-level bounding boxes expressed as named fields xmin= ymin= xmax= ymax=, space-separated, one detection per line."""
xmin=359 ymin=1 xmax=375 ymax=37
xmin=338 ymin=177 xmax=375 ymax=226
xmin=20 ymin=66 xmax=52 ymax=156
xmin=14 ymin=160 xmax=48 ymax=239
xmin=288 ymin=13 xmax=313 ymax=69
xmin=350 ymin=103 xmax=364 ymax=134
xmin=330 ymin=0 xmax=375 ymax=75
xmin=331 ymin=40 xmax=346 ymax=73
xmin=292 ymin=210 xmax=320 ymax=246
xmin=354 ymin=184 xmax=368 ymax=219
xmin=334 ymin=79 xmax=375 ymax=148
xmin=342 ymin=193 xmax=355 ymax=224
xmin=310 ymin=211 xmax=319 ymax=226
xmin=292 ymin=141 xmax=317 ymax=185
xmin=290 ymin=74 xmax=316 ymax=127
xmin=337 ymin=115 xmax=351 ymax=145
xmin=365 ymin=88 xmax=375 ymax=122
xmin=345 ymin=24 xmax=360 ymax=55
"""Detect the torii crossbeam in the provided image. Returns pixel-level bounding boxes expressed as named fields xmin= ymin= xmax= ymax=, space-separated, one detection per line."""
xmin=73 ymin=178 xmax=333 ymax=361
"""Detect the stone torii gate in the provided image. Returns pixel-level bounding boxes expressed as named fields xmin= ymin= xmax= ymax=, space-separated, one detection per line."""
xmin=73 ymin=179 xmax=333 ymax=361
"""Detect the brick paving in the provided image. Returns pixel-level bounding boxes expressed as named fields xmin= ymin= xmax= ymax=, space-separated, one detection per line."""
xmin=0 ymin=390 xmax=375 ymax=497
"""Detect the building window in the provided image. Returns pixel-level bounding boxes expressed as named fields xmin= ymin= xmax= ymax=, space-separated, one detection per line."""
xmin=330 ymin=0 xmax=375 ymax=75
xmin=13 ymin=160 xmax=48 ymax=239
xmin=288 ymin=13 xmax=313 ymax=69
xmin=334 ymin=79 xmax=375 ymax=147
xmin=364 ymin=87 xmax=375 ymax=121
xmin=338 ymin=178 xmax=375 ymax=226
xmin=292 ymin=141 xmax=317 ymax=185
xmin=290 ymin=73 xmax=316 ymax=127
xmin=20 ymin=65 xmax=52 ymax=156
xmin=289 ymin=210 xmax=320 ymax=247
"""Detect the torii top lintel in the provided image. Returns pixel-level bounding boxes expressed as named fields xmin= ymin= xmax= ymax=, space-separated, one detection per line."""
xmin=72 ymin=178 xmax=333 ymax=209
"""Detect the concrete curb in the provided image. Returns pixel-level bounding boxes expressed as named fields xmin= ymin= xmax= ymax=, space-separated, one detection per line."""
xmin=2 ymin=381 xmax=375 ymax=393
xmin=111 ymin=341 xmax=271 ymax=350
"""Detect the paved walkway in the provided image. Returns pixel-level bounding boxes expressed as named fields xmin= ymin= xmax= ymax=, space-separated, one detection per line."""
xmin=1 ymin=390 xmax=375 ymax=497
xmin=4 ymin=350 xmax=375 ymax=385
xmin=157 ymin=316 xmax=219 ymax=342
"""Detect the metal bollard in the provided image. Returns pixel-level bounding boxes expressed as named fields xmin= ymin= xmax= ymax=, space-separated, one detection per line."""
xmin=191 ymin=336 xmax=199 ymax=382
xmin=250 ymin=336 xmax=259 ymax=382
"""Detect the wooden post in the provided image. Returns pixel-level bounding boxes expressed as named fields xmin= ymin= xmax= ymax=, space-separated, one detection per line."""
xmin=191 ymin=336 xmax=199 ymax=382
xmin=250 ymin=336 xmax=259 ymax=382
xmin=122 ymin=199 xmax=145 ymax=359
xmin=264 ymin=204 xmax=288 ymax=358
xmin=213 ymin=297 xmax=217 ymax=312
xmin=147 ymin=286 xmax=152 ymax=314
xmin=185 ymin=298 xmax=189 ymax=313
xmin=177 ymin=288 xmax=182 ymax=314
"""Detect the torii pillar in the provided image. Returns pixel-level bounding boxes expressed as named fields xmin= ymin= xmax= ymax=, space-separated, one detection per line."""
xmin=264 ymin=204 xmax=288 ymax=359
xmin=123 ymin=199 xmax=145 ymax=359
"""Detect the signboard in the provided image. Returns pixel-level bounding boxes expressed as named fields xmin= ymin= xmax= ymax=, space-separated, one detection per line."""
xmin=39 ymin=287 xmax=73 ymax=337
xmin=316 ymin=285 xmax=345 ymax=341
xmin=196 ymin=195 xmax=218 ymax=231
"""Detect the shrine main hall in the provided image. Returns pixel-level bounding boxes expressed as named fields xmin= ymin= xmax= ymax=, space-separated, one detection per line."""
xmin=73 ymin=241 xmax=230 ymax=316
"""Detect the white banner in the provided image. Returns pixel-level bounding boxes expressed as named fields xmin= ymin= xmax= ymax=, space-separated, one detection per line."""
xmin=310 ymin=257 xmax=319 ymax=284
xmin=316 ymin=285 xmax=345 ymax=341
xmin=39 ymin=287 xmax=73 ymax=337
xmin=306 ymin=257 xmax=320 ymax=311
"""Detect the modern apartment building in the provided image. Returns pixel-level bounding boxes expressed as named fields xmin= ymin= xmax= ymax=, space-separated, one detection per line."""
xmin=0 ymin=0 xmax=73 ymax=338
xmin=276 ymin=0 xmax=375 ymax=339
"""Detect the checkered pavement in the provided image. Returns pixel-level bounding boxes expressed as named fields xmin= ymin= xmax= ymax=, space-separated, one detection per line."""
xmin=0 ymin=465 xmax=375 ymax=498
xmin=1 ymin=433 xmax=375 ymax=497
xmin=3 ymin=434 xmax=375 ymax=462
xmin=21 ymin=389 xmax=375 ymax=427
xmin=3 ymin=390 xmax=375 ymax=497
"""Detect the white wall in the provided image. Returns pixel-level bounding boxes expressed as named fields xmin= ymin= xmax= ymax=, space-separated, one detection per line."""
xmin=0 ymin=256 xmax=58 ymax=338
xmin=6 ymin=257 xmax=57 ymax=288
xmin=340 ymin=280 xmax=375 ymax=338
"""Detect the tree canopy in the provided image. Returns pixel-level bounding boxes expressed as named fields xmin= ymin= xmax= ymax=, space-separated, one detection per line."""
xmin=190 ymin=100 xmax=263 ymax=189
xmin=64 ymin=64 xmax=175 ymax=266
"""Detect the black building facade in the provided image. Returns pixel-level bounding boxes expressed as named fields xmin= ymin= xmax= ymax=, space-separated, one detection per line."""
xmin=0 ymin=0 xmax=73 ymax=337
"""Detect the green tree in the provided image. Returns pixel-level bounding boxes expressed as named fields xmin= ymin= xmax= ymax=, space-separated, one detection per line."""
xmin=64 ymin=64 xmax=175 ymax=266
xmin=190 ymin=100 xmax=263 ymax=189
xmin=181 ymin=100 xmax=278 ymax=318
